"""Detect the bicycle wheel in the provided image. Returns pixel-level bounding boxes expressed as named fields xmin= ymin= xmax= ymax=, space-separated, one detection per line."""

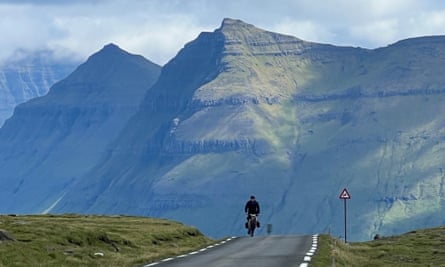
xmin=249 ymin=218 xmax=256 ymax=237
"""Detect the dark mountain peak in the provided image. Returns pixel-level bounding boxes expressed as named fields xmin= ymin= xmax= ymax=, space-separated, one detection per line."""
xmin=216 ymin=17 xmax=304 ymax=48
xmin=29 ymin=42 xmax=162 ymax=107
xmin=103 ymin=43 xmax=120 ymax=50
xmin=218 ymin=18 xmax=260 ymax=35
xmin=97 ymin=43 xmax=130 ymax=57
xmin=85 ymin=43 xmax=133 ymax=64
xmin=57 ymin=43 xmax=160 ymax=87
xmin=220 ymin=18 xmax=251 ymax=28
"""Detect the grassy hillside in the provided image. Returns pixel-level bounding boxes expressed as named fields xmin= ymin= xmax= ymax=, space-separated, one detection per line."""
xmin=0 ymin=214 xmax=213 ymax=267
xmin=312 ymin=226 xmax=445 ymax=266
xmin=2 ymin=214 xmax=444 ymax=266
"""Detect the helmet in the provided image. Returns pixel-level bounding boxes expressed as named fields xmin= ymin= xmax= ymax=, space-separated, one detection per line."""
xmin=250 ymin=195 xmax=255 ymax=199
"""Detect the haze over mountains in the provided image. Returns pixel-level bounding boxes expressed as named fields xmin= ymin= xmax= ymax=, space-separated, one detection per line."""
xmin=0 ymin=51 xmax=78 ymax=127
xmin=1 ymin=18 xmax=445 ymax=241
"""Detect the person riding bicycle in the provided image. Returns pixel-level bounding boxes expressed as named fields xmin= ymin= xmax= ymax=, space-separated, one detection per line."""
xmin=245 ymin=195 xmax=260 ymax=229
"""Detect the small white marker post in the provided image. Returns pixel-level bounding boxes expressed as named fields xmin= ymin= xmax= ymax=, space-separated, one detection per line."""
xmin=339 ymin=188 xmax=351 ymax=243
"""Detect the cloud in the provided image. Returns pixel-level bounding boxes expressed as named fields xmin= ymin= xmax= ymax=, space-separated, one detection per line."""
xmin=1 ymin=0 xmax=445 ymax=65
xmin=254 ymin=0 xmax=445 ymax=48
xmin=0 ymin=1 xmax=215 ymax=64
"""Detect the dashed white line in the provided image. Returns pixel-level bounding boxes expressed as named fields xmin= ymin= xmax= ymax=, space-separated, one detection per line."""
xmin=143 ymin=236 xmax=237 ymax=267
xmin=143 ymin=263 xmax=158 ymax=267
xmin=299 ymin=234 xmax=319 ymax=267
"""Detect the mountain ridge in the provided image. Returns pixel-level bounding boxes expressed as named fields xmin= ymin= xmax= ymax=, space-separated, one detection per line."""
xmin=53 ymin=19 xmax=445 ymax=241
xmin=1 ymin=18 xmax=445 ymax=241
xmin=0 ymin=44 xmax=161 ymax=213
xmin=50 ymin=20 xmax=445 ymax=240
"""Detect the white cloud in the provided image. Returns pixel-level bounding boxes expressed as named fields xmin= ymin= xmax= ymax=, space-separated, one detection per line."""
xmin=270 ymin=19 xmax=336 ymax=44
xmin=1 ymin=0 xmax=445 ymax=65
xmin=0 ymin=1 xmax=216 ymax=64
xmin=408 ymin=10 xmax=445 ymax=37
xmin=349 ymin=19 xmax=400 ymax=48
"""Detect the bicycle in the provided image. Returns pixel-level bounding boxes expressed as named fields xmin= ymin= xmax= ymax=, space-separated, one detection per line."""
xmin=247 ymin=214 xmax=258 ymax=237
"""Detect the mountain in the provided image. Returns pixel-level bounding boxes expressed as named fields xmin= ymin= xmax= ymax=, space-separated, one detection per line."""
xmin=0 ymin=50 xmax=78 ymax=127
xmin=51 ymin=18 xmax=445 ymax=240
xmin=3 ymin=18 xmax=445 ymax=241
xmin=0 ymin=44 xmax=161 ymax=213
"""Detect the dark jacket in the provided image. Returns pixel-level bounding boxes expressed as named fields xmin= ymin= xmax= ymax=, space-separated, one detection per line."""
xmin=245 ymin=200 xmax=260 ymax=215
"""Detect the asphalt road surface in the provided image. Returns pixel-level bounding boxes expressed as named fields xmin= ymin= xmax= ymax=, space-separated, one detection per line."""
xmin=144 ymin=235 xmax=315 ymax=267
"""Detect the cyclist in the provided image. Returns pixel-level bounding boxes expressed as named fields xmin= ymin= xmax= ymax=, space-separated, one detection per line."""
xmin=245 ymin=195 xmax=260 ymax=229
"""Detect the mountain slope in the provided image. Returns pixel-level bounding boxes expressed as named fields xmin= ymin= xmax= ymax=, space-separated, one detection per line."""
xmin=51 ymin=19 xmax=445 ymax=240
xmin=56 ymin=20 xmax=323 ymax=222
xmin=0 ymin=44 xmax=161 ymax=213
xmin=4 ymin=19 xmax=445 ymax=241
xmin=0 ymin=51 xmax=78 ymax=127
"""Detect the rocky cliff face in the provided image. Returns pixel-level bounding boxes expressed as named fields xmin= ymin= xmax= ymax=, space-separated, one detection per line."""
xmin=2 ymin=19 xmax=445 ymax=241
xmin=0 ymin=51 xmax=78 ymax=127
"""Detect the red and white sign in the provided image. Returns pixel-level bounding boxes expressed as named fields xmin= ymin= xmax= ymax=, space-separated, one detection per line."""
xmin=339 ymin=188 xmax=351 ymax=199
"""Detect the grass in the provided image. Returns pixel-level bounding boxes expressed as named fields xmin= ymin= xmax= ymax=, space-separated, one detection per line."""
xmin=312 ymin=226 xmax=445 ymax=266
xmin=3 ymin=214 xmax=445 ymax=267
xmin=0 ymin=214 xmax=214 ymax=267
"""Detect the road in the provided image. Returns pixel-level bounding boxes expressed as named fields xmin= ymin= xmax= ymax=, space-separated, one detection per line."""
xmin=143 ymin=235 xmax=316 ymax=267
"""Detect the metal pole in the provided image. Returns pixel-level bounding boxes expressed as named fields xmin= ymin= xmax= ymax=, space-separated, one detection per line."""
xmin=344 ymin=199 xmax=347 ymax=243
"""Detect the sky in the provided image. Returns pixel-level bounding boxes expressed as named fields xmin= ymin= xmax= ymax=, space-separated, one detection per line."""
xmin=1 ymin=0 xmax=445 ymax=65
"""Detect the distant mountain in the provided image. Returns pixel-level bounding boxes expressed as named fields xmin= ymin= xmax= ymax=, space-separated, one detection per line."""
xmin=0 ymin=50 xmax=78 ymax=127
xmin=2 ymin=18 xmax=445 ymax=241
xmin=0 ymin=44 xmax=161 ymax=213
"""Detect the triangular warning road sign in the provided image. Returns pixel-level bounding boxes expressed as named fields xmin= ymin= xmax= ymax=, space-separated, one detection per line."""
xmin=339 ymin=188 xmax=351 ymax=199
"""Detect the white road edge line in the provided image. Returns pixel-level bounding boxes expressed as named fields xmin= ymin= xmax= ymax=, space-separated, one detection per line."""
xmin=143 ymin=236 xmax=237 ymax=266
xmin=299 ymin=234 xmax=319 ymax=267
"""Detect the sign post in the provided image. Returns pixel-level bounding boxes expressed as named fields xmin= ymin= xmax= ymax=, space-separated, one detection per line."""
xmin=339 ymin=188 xmax=351 ymax=243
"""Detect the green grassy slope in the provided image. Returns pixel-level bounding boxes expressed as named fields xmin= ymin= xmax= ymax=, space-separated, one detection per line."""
xmin=312 ymin=226 xmax=445 ymax=266
xmin=0 ymin=214 xmax=213 ymax=267
xmin=2 ymin=214 xmax=443 ymax=267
